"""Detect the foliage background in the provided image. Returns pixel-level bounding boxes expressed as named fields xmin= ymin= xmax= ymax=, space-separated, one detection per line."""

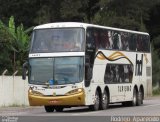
xmin=0 ymin=0 xmax=160 ymax=86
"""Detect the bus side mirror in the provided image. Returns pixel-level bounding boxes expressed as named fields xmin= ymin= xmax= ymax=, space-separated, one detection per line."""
xmin=22 ymin=62 xmax=28 ymax=80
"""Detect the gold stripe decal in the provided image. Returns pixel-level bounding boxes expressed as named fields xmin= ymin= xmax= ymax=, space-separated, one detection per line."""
xmin=144 ymin=53 xmax=149 ymax=64
xmin=96 ymin=51 xmax=133 ymax=65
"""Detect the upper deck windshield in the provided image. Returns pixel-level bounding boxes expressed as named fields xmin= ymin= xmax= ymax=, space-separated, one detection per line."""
xmin=30 ymin=28 xmax=85 ymax=53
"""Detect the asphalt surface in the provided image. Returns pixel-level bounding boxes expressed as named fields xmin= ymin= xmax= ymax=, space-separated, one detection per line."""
xmin=0 ymin=96 xmax=160 ymax=122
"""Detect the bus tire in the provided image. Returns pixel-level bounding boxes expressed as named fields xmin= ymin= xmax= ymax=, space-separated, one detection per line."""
xmin=131 ymin=88 xmax=137 ymax=106
xmin=55 ymin=106 xmax=64 ymax=112
xmin=137 ymin=89 xmax=143 ymax=106
xmin=100 ymin=90 xmax=108 ymax=110
xmin=44 ymin=106 xmax=54 ymax=112
xmin=122 ymin=102 xmax=129 ymax=107
xmin=89 ymin=90 xmax=100 ymax=111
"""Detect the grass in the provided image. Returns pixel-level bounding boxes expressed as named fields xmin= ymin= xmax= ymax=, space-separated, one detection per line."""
xmin=152 ymin=88 xmax=160 ymax=96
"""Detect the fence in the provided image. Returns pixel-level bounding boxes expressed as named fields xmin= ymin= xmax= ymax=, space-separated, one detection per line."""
xmin=0 ymin=70 xmax=29 ymax=107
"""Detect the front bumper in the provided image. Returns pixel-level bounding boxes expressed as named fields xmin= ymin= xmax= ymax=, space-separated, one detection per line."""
xmin=28 ymin=91 xmax=85 ymax=106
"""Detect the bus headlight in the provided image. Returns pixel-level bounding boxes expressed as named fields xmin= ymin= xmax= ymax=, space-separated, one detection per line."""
xmin=65 ymin=88 xmax=83 ymax=95
xmin=28 ymin=88 xmax=43 ymax=96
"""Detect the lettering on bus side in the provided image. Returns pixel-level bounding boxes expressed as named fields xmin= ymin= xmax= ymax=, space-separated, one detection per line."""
xmin=118 ymin=85 xmax=131 ymax=92
xmin=135 ymin=54 xmax=143 ymax=76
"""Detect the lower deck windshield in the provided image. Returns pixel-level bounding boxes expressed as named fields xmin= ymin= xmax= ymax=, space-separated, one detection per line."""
xmin=29 ymin=57 xmax=84 ymax=85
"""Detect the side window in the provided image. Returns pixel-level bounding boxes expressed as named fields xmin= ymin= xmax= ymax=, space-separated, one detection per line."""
xmin=104 ymin=64 xmax=133 ymax=84
xmin=105 ymin=31 xmax=111 ymax=49
xmin=94 ymin=29 xmax=100 ymax=51
xmin=99 ymin=29 xmax=110 ymax=49
xmin=112 ymin=31 xmax=122 ymax=50
xmin=129 ymin=34 xmax=136 ymax=51
xmin=136 ymin=35 xmax=143 ymax=51
xmin=142 ymin=35 xmax=150 ymax=52
xmin=108 ymin=31 xmax=113 ymax=49
xmin=86 ymin=29 xmax=96 ymax=51
xmin=95 ymin=29 xmax=113 ymax=50
xmin=121 ymin=32 xmax=129 ymax=51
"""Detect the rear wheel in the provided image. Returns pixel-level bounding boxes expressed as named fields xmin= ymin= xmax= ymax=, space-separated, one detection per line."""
xmin=137 ymin=89 xmax=143 ymax=106
xmin=89 ymin=90 xmax=100 ymax=111
xmin=100 ymin=90 xmax=108 ymax=110
xmin=130 ymin=88 xmax=138 ymax=106
xmin=44 ymin=106 xmax=54 ymax=112
xmin=122 ymin=102 xmax=129 ymax=106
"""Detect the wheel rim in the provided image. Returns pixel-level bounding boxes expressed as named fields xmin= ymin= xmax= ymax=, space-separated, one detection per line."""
xmin=138 ymin=90 xmax=142 ymax=105
xmin=133 ymin=90 xmax=137 ymax=106
xmin=94 ymin=92 xmax=99 ymax=110
xmin=102 ymin=92 xmax=108 ymax=109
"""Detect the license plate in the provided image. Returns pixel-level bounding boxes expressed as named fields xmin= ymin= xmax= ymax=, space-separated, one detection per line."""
xmin=49 ymin=100 xmax=59 ymax=104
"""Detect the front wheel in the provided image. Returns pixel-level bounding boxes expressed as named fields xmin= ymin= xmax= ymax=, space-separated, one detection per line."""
xmin=44 ymin=106 xmax=54 ymax=112
xmin=55 ymin=106 xmax=64 ymax=112
xmin=89 ymin=90 xmax=100 ymax=111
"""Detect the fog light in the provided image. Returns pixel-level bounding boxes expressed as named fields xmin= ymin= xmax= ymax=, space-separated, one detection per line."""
xmin=78 ymin=88 xmax=82 ymax=92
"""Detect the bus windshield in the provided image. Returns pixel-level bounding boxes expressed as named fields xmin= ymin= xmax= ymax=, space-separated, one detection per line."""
xmin=29 ymin=57 xmax=84 ymax=85
xmin=30 ymin=28 xmax=85 ymax=53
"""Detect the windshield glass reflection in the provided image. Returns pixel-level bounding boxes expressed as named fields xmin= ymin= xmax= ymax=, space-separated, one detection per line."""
xmin=30 ymin=28 xmax=85 ymax=53
xmin=29 ymin=57 xmax=84 ymax=85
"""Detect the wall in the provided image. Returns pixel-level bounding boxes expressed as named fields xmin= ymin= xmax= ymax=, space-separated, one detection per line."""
xmin=0 ymin=75 xmax=152 ymax=107
xmin=0 ymin=75 xmax=29 ymax=107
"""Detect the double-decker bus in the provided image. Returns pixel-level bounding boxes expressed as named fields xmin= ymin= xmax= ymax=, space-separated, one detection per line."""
xmin=22 ymin=22 xmax=152 ymax=112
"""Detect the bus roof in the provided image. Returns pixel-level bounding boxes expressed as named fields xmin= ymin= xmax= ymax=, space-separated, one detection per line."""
xmin=34 ymin=22 xmax=149 ymax=35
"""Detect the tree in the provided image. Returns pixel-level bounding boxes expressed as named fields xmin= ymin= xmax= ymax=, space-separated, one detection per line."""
xmin=0 ymin=20 xmax=14 ymax=74
xmin=60 ymin=0 xmax=86 ymax=22
xmin=34 ymin=0 xmax=62 ymax=24
xmin=93 ymin=0 xmax=158 ymax=31
xmin=152 ymin=48 xmax=160 ymax=87
xmin=147 ymin=2 xmax=160 ymax=39
xmin=0 ymin=16 xmax=32 ymax=74
xmin=85 ymin=0 xmax=100 ymax=23
xmin=152 ymin=35 xmax=160 ymax=55
xmin=0 ymin=0 xmax=39 ymax=27
xmin=60 ymin=0 xmax=101 ymax=22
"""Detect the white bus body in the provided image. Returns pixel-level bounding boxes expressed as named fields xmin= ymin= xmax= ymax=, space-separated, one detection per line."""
xmin=23 ymin=22 xmax=152 ymax=112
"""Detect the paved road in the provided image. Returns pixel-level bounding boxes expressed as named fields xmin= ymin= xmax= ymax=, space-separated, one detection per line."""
xmin=0 ymin=96 xmax=160 ymax=122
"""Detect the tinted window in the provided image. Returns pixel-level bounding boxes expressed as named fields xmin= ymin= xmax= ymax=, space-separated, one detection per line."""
xmin=104 ymin=64 xmax=133 ymax=84
xmin=30 ymin=28 xmax=85 ymax=53
xmin=129 ymin=34 xmax=137 ymax=51
xmin=86 ymin=27 xmax=150 ymax=52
